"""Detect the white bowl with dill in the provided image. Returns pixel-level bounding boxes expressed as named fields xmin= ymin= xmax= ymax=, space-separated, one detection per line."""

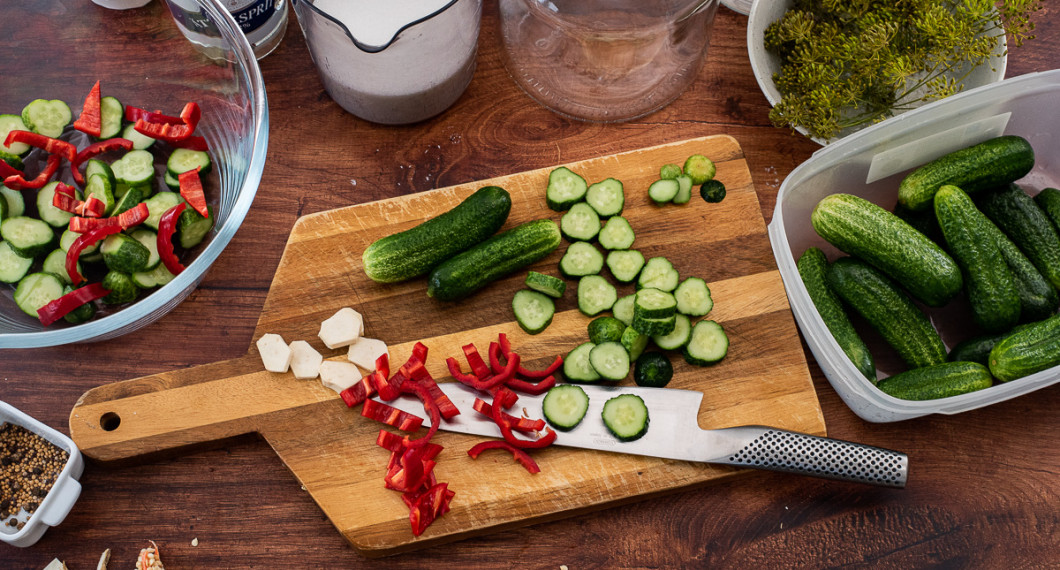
xmin=746 ymin=0 xmax=1033 ymax=144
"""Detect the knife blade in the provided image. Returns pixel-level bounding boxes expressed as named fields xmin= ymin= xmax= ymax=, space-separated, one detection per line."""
xmin=376 ymin=382 xmax=909 ymax=488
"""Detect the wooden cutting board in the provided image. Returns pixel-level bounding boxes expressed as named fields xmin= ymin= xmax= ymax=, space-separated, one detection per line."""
xmin=69 ymin=135 xmax=824 ymax=557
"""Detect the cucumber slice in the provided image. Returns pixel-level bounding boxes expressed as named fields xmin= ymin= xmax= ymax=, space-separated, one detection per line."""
xmin=99 ymin=96 xmax=124 ymax=139
xmin=131 ymin=262 xmax=176 ymax=289
xmin=101 ymin=270 xmax=139 ymax=304
xmin=563 ymin=342 xmax=601 ymax=383
xmin=166 ymin=148 xmax=212 ymax=177
xmin=683 ymin=320 xmax=729 ymax=366
xmin=674 ymin=277 xmax=713 ymax=316
xmin=36 ymin=182 xmax=76 ymax=228
xmin=85 ymin=159 xmax=117 ymax=190
xmin=21 ymin=99 xmax=72 ymax=138
xmin=122 ymin=122 xmax=156 ymax=150
xmin=700 ymin=180 xmax=726 ymax=203
xmin=631 ymin=312 xmax=676 ymax=337
xmin=634 ymin=351 xmax=673 ymax=388
xmin=546 ymin=166 xmax=587 ymax=211
xmin=163 ymin=170 xmax=181 ymax=190
xmin=589 ymin=341 xmax=630 ymax=381
xmin=0 ymin=115 xmax=31 ymax=156
xmin=1 ymin=186 xmax=26 ymax=219
xmin=606 ymin=250 xmax=645 ymax=283
xmin=0 ymin=241 xmax=34 ymax=283
xmin=577 ymin=274 xmax=616 ymax=316
xmin=560 ymin=241 xmax=604 ymax=278
xmin=42 ymin=248 xmax=77 ymax=284
xmin=652 ymin=313 xmax=692 ymax=350
xmin=512 ymin=289 xmax=555 ymax=335
xmin=1 ymin=216 xmax=56 ymax=258
xmin=130 ymin=228 xmax=161 ymax=270
xmin=612 ymin=294 xmax=636 ymax=325
xmin=178 ymin=204 xmax=215 ymax=249
xmin=620 ymin=325 xmax=649 ymax=362
xmin=560 ymin=202 xmax=600 ymax=242
xmin=672 ymin=174 xmax=693 ymax=204
xmin=112 ymin=149 xmax=156 ymax=186
xmin=585 ymin=178 xmax=624 ymax=217
xmin=587 ymin=316 xmax=626 ymax=344
xmin=60 ymin=229 xmax=100 ymax=257
xmin=84 ymin=173 xmax=116 ymax=217
xmin=602 ymin=393 xmax=649 ymax=442
xmin=142 ymin=192 xmax=186 ymax=231
xmin=14 ymin=272 xmax=65 ymax=317
xmin=111 ymin=185 xmax=144 ymax=216
xmin=634 ymin=287 xmax=677 ymax=319
xmin=525 ymin=271 xmax=566 ymax=298
xmin=542 ymin=385 xmax=589 ymax=431
xmin=598 ymin=216 xmax=635 ymax=250
xmin=637 ymin=257 xmax=679 ymax=292
xmin=101 ymin=233 xmax=150 ymax=273
xmin=61 ymin=285 xmax=96 ymax=324
xmin=683 ymin=154 xmax=716 ymax=185
xmin=660 ymin=163 xmax=682 ymax=180
xmin=648 ymin=179 xmax=679 ymax=203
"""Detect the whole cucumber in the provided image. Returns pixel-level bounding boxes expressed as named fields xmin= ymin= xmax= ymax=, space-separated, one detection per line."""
xmin=362 ymin=186 xmax=512 ymax=283
xmin=933 ymin=185 xmax=1020 ymax=333
xmin=827 ymin=257 xmax=946 ymax=370
xmin=1034 ymin=187 xmax=1060 ymax=233
xmin=812 ymin=193 xmax=962 ymax=307
xmin=979 ymin=211 xmax=1059 ymax=322
xmin=977 ymin=183 xmax=1060 ymax=291
xmin=877 ymin=361 xmax=993 ymax=401
xmin=796 ymin=247 xmax=875 ymax=381
xmin=427 ymin=219 xmax=562 ymax=301
xmin=989 ymin=313 xmax=1060 ymax=382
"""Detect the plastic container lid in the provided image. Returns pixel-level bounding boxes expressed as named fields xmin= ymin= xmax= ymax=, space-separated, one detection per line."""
xmin=769 ymin=70 xmax=1060 ymax=422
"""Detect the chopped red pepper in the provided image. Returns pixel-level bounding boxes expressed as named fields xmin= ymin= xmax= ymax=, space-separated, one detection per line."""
xmin=491 ymin=394 xmax=557 ymax=449
xmin=52 ymin=183 xmax=105 ymax=217
xmin=462 ymin=343 xmax=491 ymax=378
xmin=72 ymin=80 xmax=102 ymax=137
xmin=408 ymin=483 xmax=453 ymax=537
xmin=177 ymin=168 xmax=209 ymax=217
xmin=170 ymin=135 xmax=209 ymax=152
xmin=399 ymin=380 xmax=441 ymax=448
xmin=339 ymin=376 xmax=376 ymax=407
xmin=376 ymin=429 xmax=444 ymax=460
xmin=125 ymin=106 xmax=183 ymax=125
xmin=497 ymin=333 xmax=564 ymax=379
xmin=70 ymin=137 xmax=133 ymax=186
xmin=398 ymin=354 xmax=429 ymax=383
xmin=411 ymin=341 xmax=429 ymax=363
xmin=490 ymin=385 xmax=519 ymax=409
xmin=361 ymin=399 xmax=423 ymax=431
xmin=3 ymin=130 xmax=76 ymax=162
xmin=5 ymin=153 xmax=61 ymax=190
xmin=66 ymin=224 xmax=123 ymax=285
xmin=0 ymin=159 xmax=23 ymax=179
xmin=417 ymin=376 xmax=460 ymax=420
xmin=371 ymin=370 xmax=402 ymax=401
xmin=471 ymin=399 xmax=545 ymax=433
xmin=157 ymin=202 xmax=188 ymax=276
xmin=68 ymin=201 xmax=148 ymax=233
xmin=504 ymin=375 xmax=558 ymax=395
xmin=446 ymin=356 xmax=480 ymax=385
xmin=133 ymin=102 xmax=201 ymax=143
xmin=375 ymin=353 xmax=391 ymax=379
xmin=36 ymin=283 xmax=111 ymax=326
xmin=467 ymin=441 xmax=541 ymax=474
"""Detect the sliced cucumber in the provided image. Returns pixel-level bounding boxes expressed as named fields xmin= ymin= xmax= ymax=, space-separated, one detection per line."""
xmin=142 ymin=192 xmax=185 ymax=231
xmin=637 ymin=256 xmax=679 ymax=292
xmin=563 ymin=342 xmax=601 ymax=383
xmin=84 ymin=159 xmax=116 ymax=190
xmin=111 ymin=184 xmax=144 ymax=216
xmin=0 ymin=241 xmax=33 ymax=283
xmin=560 ymin=241 xmax=604 ymax=278
xmin=560 ymin=202 xmax=600 ymax=242
xmin=512 ymin=289 xmax=555 ymax=335
xmin=1 ymin=216 xmax=56 ymax=258
xmin=546 ymin=166 xmax=588 ymax=211
xmin=101 ymin=233 xmax=150 ymax=274
xmin=674 ymin=277 xmax=713 ymax=316
xmin=112 ymin=149 xmax=156 ymax=186
xmin=130 ymin=228 xmax=161 ymax=270
xmin=577 ymin=274 xmax=617 ymax=316
xmin=612 ymin=294 xmax=636 ymax=325
xmin=0 ymin=115 xmax=31 ymax=156
xmin=652 ymin=313 xmax=692 ymax=350
xmin=99 ymin=96 xmax=124 ymax=139
xmin=84 ymin=173 xmax=116 ymax=217
xmin=21 ymin=99 xmax=71 ymax=138
xmin=60 ymin=228 xmax=100 ymax=257
xmin=42 ymin=248 xmax=76 ymax=284
xmin=525 ymin=271 xmax=566 ymax=298
xmin=585 ymin=178 xmax=624 ymax=217
xmin=620 ymin=325 xmax=649 ymax=361
xmin=36 ymin=182 xmax=76 ymax=228
xmin=589 ymin=341 xmax=630 ymax=381
xmin=587 ymin=316 xmax=627 ymax=344
xmin=683 ymin=154 xmax=716 ymax=185
xmin=166 ymin=148 xmax=212 ymax=177
xmin=14 ymin=272 xmax=65 ymax=317
xmin=1 ymin=187 xmax=26 ymax=219
xmin=672 ymin=174 xmax=693 ymax=204
xmin=101 ymin=270 xmax=138 ymax=304
xmin=598 ymin=216 xmax=635 ymax=250
xmin=606 ymin=249 xmax=645 ymax=283
xmin=683 ymin=320 xmax=729 ymax=366
xmin=122 ymin=122 xmax=156 ymax=150
xmin=634 ymin=287 xmax=677 ymax=319
xmin=631 ymin=312 xmax=676 ymax=337
xmin=602 ymin=393 xmax=649 ymax=442
xmin=648 ymin=179 xmax=679 ymax=204
xmin=61 ymin=285 xmax=96 ymax=324
xmin=700 ymin=180 xmax=726 ymax=203
xmin=131 ymin=262 xmax=176 ymax=289
xmin=634 ymin=352 xmax=673 ymax=388
xmin=660 ymin=163 xmax=682 ymax=180
xmin=178 ymin=204 xmax=214 ymax=249
xmin=542 ymin=385 xmax=589 ymax=431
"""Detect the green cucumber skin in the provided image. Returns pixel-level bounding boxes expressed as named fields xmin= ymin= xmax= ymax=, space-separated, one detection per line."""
xmin=427 ymin=219 xmax=561 ymax=301
xmin=796 ymin=247 xmax=875 ymax=381
xmin=980 ymin=210 xmax=1059 ymax=322
xmin=812 ymin=193 xmax=962 ymax=307
xmin=877 ymin=361 xmax=993 ymax=401
xmin=897 ymin=135 xmax=1035 ymax=212
xmin=934 ymin=185 xmax=1021 ymax=333
xmin=989 ymin=313 xmax=1060 ymax=382
xmin=977 ymin=183 xmax=1060 ymax=291
xmin=827 ymin=257 xmax=947 ymax=370
xmin=1034 ymin=187 xmax=1060 ymax=235
xmin=362 ymin=186 xmax=512 ymax=283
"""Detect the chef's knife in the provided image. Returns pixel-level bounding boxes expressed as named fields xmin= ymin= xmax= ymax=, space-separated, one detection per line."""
xmin=378 ymin=382 xmax=909 ymax=488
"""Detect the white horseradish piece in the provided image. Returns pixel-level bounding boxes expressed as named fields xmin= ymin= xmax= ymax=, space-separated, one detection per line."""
xmin=318 ymin=307 xmax=364 ymax=349
xmin=320 ymin=360 xmax=363 ymax=394
xmin=347 ymin=337 xmax=389 ymax=371
xmin=256 ymin=333 xmax=292 ymax=373
xmin=290 ymin=340 xmax=324 ymax=380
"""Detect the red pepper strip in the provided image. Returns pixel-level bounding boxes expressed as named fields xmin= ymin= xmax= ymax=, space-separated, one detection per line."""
xmin=375 ymin=353 xmax=390 ymax=378
xmin=497 ymin=333 xmax=564 ymax=379
xmin=472 ymin=399 xmax=545 ymax=433
xmin=409 ymin=483 xmax=452 ymax=537
xmin=505 ymin=374 xmax=557 ymax=396
xmin=66 ymin=224 xmax=123 ymax=285
xmin=446 ymin=357 xmax=480 ymax=385
xmin=36 ymin=283 xmax=111 ymax=326
xmin=134 ymin=102 xmax=201 ymax=142
xmin=73 ymin=80 xmax=102 ymax=137
xmin=0 ymin=159 xmax=22 ymax=179
xmin=376 ymin=429 xmax=406 ymax=452
xmin=491 ymin=395 xmax=557 ymax=449
xmin=157 ymin=202 xmax=188 ymax=276
xmin=418 ymin=376 xmax=460 ymax=420
xmin=467 ymin=441 xmax=541 ymax=474
xmin=411 ymin=341 xmax=429 ymax=364
xmin=125 ymin=106 xmax=184 ymax=125
xmin=3 ymin=130 xmax=76 ymax=162
xmin=339 ymin=375 xmax=376 ymax=408
xmin=398 ymin=355 xmax=429 ymax=384
xmin=71 ymin=137 xmax=133 ymax=186
xmin=177 ymin=167 xmax=209 ymax=217
xmin=5 ymin=153 xmax=61 ymax=191
xmin=52 ymin=183 xmax=105 ymax=218
xmin=69 ymin=201 xmax=148 ymax=233
xmin=488 ymin=341 xmax=505 ymax=374
xmin=490 ymin=385 xmax=519 ymax=410
xmin=400 ymin=380 xmax=441 ymax=448
xmin=170 ymin=135 xmax=209 ymax=152
xmin=80 ymin=196 xmax=106 ymax=218
xmin=462 ymin=343 xmax=491 ymax=378
xmin=371 ymin=370 xmax=401 ymax=401
xmin=361 ymin=399 xmax=423 ymax=431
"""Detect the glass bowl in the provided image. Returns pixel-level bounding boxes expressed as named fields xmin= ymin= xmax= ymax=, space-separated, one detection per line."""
xmin=0 ymin=0 xmax=267 ymax=348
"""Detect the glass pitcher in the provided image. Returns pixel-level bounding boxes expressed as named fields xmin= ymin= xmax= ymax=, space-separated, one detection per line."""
xmin=292 ymin=0 xmax=482 ymax=125
xmin=499 ymin=0 xmax=719 ymax=122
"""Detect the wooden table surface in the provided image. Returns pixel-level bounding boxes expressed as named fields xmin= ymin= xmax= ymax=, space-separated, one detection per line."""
xmin=3 ymin=2 xmax=1059 ymax=568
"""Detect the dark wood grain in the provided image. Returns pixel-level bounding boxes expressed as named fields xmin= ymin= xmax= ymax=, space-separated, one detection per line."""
xmin=2 ymin=1 xmax=1059 ymax=568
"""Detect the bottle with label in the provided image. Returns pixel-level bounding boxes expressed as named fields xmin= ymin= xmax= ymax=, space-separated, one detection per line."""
xmin=164 ymin=0 xmax=288 ymax=60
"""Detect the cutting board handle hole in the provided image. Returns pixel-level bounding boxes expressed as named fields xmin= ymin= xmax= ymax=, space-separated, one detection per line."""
xmin=100 ymin=412 xmax=121 ymax=432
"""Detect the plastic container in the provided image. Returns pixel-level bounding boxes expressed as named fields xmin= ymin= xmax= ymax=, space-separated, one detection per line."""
xmin=769 ymin=70 xmax=1060 ymax=422
xmin=0 ymin=401 xmax=84 ymax=547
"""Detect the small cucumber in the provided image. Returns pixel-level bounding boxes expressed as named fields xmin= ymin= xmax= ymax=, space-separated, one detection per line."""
xmin=363 ymin=186 xmax=512 ymax=283
xmin=897 ymin=135 xmax=1035 ymax=212
xmin=948 ymin=328 xmax=1027 ymax=366
xmin=427 ymin=218 xmax=561 ymax=301
xmin=980 ymin=213 xmax=1059 ymax=322
xmin=797 ymin=247 xmax=875 ymax=381
xmin=1034 ymin=187 xmax=1060 ymax=233
xmin=934 ymin=185 xmax=1020 ymax=333
xmin=989 ymin=314 xmax=1060 ymax=382
xmin=977 ymin=183 xmax=1060 ymax=291
xmin=827 ymin=257 xmax=946 ymax=370
xmin=877 ymin=361 xmax=993 ymax=401
xmin=812 ymin=193 xmax=962 ymax=307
